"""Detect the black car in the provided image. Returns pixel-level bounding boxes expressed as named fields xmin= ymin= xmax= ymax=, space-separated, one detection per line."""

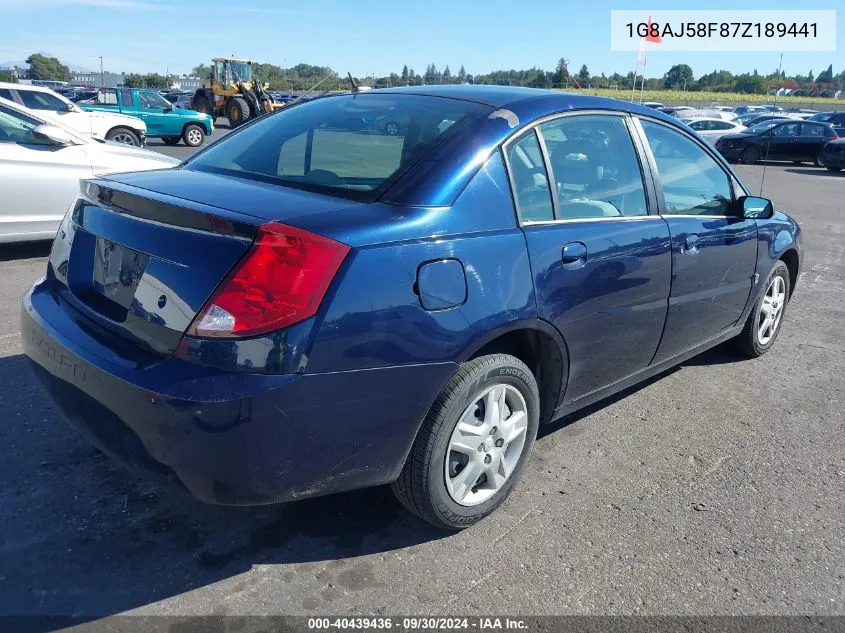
xmin=715 ymin=119 xmax=838 ymax=165
xmin=820 ymin=138 xmax=845 ymax=172
xmin=807 ymin=111 xmax=845 ymax=138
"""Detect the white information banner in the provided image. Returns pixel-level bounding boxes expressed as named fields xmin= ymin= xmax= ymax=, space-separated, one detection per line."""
xmin=610 ymin=10 xmax=837 ymax=52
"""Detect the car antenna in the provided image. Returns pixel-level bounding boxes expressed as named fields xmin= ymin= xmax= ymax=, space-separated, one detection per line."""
xmin=283 ymin=73 xmax=335 ymax=108
xmin=347 ymin=72 xmax=360 ymax=94
xmin=759 ymin=53 xmax=784 ymax=197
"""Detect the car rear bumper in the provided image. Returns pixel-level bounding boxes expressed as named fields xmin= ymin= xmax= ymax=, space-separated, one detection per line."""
xmin=22 ymin=280 xmax=456 ymax=505
xmin=821 ymin=148 xmax=845 ymax=169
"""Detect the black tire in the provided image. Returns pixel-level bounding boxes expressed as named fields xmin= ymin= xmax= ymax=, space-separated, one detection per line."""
xmin=732 ymin=261 xmax=790 ymax=358
xmin=105 ymin=127 xmax=140 ymax=146
xmin=161 ymin=136 xmax=181 ymax=146
xmin=813 ymin=152 xmax=823 ymax=167
xmin=226 ymin=97 xmax=250 ymax=128
xmin=192 ymin=93 xmax=212 ymax=116
xmin=826 ymin=166 xmax=842 ymax=172
xmin=392 ymin=354 xmax=540 ymax=530
xmin=384 ymin=120 xmax=400 ymax=136
xmin=741 ymin=146 xmax=760 ymax=165
xmin=182 ymin=124 xmax=205 ymax=148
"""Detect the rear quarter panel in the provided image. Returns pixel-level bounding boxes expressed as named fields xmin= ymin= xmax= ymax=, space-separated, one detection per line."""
xmin=299 ymin=151 xmax=538 ymax=374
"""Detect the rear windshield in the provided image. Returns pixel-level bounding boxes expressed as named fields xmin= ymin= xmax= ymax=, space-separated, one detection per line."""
xmin=187 ymin=93 xmax=491 ymax=201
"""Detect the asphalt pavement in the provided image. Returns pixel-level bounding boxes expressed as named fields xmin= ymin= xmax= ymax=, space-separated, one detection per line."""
xmin=0 ymin=155 xmax=842 ymax=618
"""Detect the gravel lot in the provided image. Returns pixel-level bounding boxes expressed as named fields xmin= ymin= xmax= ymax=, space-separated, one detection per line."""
xmin=0 ymin=146 xmax=842 ymax=618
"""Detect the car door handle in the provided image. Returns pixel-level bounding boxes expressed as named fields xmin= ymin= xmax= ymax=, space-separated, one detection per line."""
xmin=561 ymin=242 xmax=587 ymax=269
xmin=681 ymin=234 xmax=701 ymax=255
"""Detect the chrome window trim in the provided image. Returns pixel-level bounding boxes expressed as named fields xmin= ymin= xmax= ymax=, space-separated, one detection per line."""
xmin=501 ymin=109 xmax=654 ymax=226
xmin=522 ymin=215 xmax=665 ymax=227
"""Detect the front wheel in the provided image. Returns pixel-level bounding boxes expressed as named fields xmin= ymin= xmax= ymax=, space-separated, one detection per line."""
xmin=826 ymin=166 xmax=842 ymax=172
xmin=732 ymin=261 xmax=790 ymax=358
xmin=741 ymin=146 xmax=760 ymax=165
xmin=105 ymin=127 xmax=140 ymax=146
xmin=392 ymin=354 xmax=540 ymax=530
xmin=182 ymin=124 xmax=205 ymax=148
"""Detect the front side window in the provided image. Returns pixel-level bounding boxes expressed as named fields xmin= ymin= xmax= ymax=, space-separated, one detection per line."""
xmin=505 ymin=131 xmax=554 ymax=222
xmin=0 ymin=105 xmax=52 ymax=145
xmin=540 ymin=114 xmax=648 ymax=218
xmin=17 ymin=89 xmax=68 ymax=112
xmin=138 ymin=91 xmax=170 ymax=110
xmin=640 ymin=119 xmax=732 ymax=216
xmin=188 ymin=94 xmax=490 ymax=201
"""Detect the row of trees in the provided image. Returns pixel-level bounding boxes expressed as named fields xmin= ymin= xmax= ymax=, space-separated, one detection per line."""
xmin=14 ymin=52 xmax=845 ymax=97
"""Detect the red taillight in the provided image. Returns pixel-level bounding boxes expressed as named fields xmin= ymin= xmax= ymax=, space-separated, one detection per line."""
xmin=187 ymin=222 xmax=350 ymax=338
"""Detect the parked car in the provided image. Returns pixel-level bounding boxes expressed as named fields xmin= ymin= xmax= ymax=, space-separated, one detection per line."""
xmin=733 ymin=105 xmax=766 ymax=116
xmin=641 ymin=101 xmax=663 ymax=109
xmin=21 ymin=86 xmax=801 ymax=529
xmin=806 ymin=111 xmax=845 ymax=138
xmin=80 ymin=87 xmax=213 ymax=147
xmin=737 ymin=113 xmax=789 ymax=127
xmin=0 ymin=97 xmax=178 ymax=243
xmin=715 ymin=119 xmax=838 ymax=165
xmin=0 ymin=82 xmax=147 ymax=146
xmin=658 ymin=105 xmax=694 ymax=116
xmin=677 ymin=109 xmax=738 ymax=121
xmin=683 ymin=117 xmax=746 ymax=144
xmin=819 ymin=138 xmax=845 ymax=172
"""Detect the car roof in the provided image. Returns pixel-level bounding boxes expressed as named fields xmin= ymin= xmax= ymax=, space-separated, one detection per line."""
xmin=368 ymin=85 xmax=678 ymax=124
xmin=0 ymin=81 xmax=57 ymax=93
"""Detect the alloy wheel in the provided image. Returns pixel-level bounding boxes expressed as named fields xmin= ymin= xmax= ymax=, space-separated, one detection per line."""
xmin=444 ymin=384 xmax=528 ymax=506
xmin=757 ymin=275 xmax=786 ymax=345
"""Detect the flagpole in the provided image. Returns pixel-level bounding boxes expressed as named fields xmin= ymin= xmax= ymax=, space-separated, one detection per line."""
xmin=631 ymin=50 xmax=639 ymax=102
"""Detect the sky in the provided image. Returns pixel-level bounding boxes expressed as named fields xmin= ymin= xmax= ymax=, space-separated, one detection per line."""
xmin=0 ymin=0 xmax=841 ymax=80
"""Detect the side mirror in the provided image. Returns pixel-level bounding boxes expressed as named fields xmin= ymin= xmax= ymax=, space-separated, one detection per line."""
xmin=32 ymin=124 xmax=77 ymax=146
xmin=730 ymin=195 xmax=774 ymax=219
xmin=66 ymin=102 xmax=76 ymax=112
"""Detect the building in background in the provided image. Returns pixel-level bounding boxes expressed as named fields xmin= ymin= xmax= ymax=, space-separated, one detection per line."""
xmin=168 ymin=75 xmax=201 ymax=90
xmin=69 ymin=71 xmax=125 ymax=88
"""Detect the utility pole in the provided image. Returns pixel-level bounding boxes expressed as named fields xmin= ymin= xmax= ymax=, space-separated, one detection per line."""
xmin=99 ymin=56 xmax=104 ymax=87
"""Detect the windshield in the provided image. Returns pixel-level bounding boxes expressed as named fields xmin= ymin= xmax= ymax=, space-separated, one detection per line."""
xmin=187 ymin=94 xmax=491 ymax=201
xmin=807 ymin=112 xmax=832 ymax=122
xmin=745 ymin=121 xmax=781 ymax=134
xmin=230 ymin=62 xmax=252 ymax=83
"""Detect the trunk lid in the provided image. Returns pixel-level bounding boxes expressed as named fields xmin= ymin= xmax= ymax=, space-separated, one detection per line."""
xmin=47 ymin=170 xmax=364 ymax=359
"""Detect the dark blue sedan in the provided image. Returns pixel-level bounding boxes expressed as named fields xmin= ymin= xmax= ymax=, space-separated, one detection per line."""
xmin=22 ymin=86 xmax=802 ymax=529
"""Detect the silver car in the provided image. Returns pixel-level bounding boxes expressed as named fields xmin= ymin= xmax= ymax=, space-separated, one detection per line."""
xmin=0 ymin=97 xmax=179 ymax=243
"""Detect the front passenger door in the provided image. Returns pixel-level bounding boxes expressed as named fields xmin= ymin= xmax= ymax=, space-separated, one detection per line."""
xmin=508 ymin=114 xmax=672 ymax=403
xmin=636 ymin=119 xmax=758 ymax=364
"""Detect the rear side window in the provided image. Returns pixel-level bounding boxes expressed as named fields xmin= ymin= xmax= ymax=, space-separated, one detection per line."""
xmin=640 ymin=119 xmax=732 ymax=216
xmin=505 ymin=132 xmax=554 ymax=222
xmin=801 ymin=123 xmax=825 ymax=137
xmin=0 ymin=88 xmax=13 ymax=101
xmin=17 ymin=89 xmax=67 ymax=111
xmin=187 ymin=94 xmax=490 ymax=201
xmin=95 ymin=89 xmax=118 ymax=106
xmin=119 ymin=89 xmax=133 ymax=106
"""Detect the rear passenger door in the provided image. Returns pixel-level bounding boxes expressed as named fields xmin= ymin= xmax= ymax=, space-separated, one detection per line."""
xmin=505 ymin=113 xmax=672 ymax=403
xmin=634 ymin=118 xmax=758 ymax=364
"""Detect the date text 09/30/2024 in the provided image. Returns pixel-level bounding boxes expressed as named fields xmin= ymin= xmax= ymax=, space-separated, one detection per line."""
xmin=307 ymin=617 xmax=528 ymax=630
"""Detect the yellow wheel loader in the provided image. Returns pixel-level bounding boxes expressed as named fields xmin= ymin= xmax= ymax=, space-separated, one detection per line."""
xmin=191 ymin=58 xmax=285 ymax=128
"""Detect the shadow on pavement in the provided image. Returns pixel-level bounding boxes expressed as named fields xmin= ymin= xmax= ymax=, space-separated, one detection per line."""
xmin=0 ymin=354 xmax=447 ymax=622
xmin=785 ymin=167 xmax=843 ymax=177
xmin=0 ymin=241 xmax=52 ymax=262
